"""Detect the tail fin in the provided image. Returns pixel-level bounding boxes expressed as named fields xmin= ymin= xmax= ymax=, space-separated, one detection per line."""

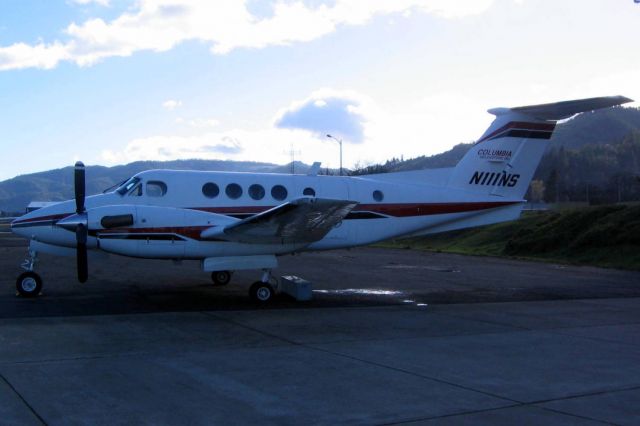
xmin=448 ymin=95 xmax=633 ymax=199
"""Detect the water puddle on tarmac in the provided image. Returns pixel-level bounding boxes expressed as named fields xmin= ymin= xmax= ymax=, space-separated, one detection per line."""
xmin=313 ymin=289 xmax=404 ymax=296
xmin=383 ymin=264 xmax=460 ymax=273
xmin=312 ymin=289 xmax=428 ymax=308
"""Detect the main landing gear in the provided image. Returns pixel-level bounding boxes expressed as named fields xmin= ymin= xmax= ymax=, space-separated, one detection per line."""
xmin=210 ymin=268 xmax=277 ymax=304
xmin=16 ymin=249 xmax=42 ymax=298
xmin=211 ymin=270 xmax=232 ymax=286
xmin=249 ymin=269 xmax=276 ymax=304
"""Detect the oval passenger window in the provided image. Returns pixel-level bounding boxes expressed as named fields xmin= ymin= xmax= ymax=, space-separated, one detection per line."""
xmin=202 ymin=182 xmax=219 ymax=198
xmin=249 ymin=184 xmax=265 ymax=200
xmin=226 ymin=183 xmax=243 ymax=199
xmin=271 ymin=185 xmax=288 ymax=201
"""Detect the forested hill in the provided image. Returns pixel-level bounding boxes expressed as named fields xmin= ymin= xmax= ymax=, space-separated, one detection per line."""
xmin=551 ymin=106 xmax=640 ymax=150
xmin=535 ymin=130 xmax=640 ymax=203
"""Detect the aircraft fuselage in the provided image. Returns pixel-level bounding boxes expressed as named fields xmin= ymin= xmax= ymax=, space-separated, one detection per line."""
xmin=11 ymin=169 xmax=521 ymax=259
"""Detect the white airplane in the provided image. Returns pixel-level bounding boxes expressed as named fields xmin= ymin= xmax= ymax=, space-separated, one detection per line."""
xmin=10 ymin=95 xmax=632 ymax=302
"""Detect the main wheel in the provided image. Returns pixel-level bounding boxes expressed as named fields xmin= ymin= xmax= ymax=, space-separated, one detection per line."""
xmin=16 ymin=271 xmax=42 ymax=298
xmin=249 ymin=281 xmax=275 ymax=303
xmin=211 ymin=271 xmax=231 ymax=285
xmin=211 ymin=270 xmax=231 ymax=286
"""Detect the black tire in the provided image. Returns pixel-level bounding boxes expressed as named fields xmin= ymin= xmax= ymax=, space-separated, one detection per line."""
xmin=249 ymin=281 xmax=275 ymax=303
xmin=211 ymin=270 xmax=231 ymax=286
xmin=16 ymin=272 xmax=42 ymax=298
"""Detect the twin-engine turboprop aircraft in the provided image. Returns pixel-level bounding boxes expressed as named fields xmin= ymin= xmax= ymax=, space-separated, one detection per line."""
xmin=11 ymin=95 xmax=632 ymax=302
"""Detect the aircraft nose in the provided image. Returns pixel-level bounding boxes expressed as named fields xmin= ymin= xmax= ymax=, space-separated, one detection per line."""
xmin=10 ymin=217 xmax=30 ymax=239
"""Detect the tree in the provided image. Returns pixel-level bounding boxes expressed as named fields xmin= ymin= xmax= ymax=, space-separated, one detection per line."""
xmin=529 ymin=180 xmax=546 ymax=203
xmin=545 ymin=167 xmax=559 ymax=203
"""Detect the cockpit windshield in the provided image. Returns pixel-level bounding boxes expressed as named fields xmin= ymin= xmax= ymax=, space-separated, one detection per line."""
xmin=102 ymin=178 xmax=127 ymax=194
xmin=116 ymin=177 xmax=141 ymax=196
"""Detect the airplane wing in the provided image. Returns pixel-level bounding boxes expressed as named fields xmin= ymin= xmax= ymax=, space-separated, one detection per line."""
xmin=200 ymin=197 xmax=358 ymax=244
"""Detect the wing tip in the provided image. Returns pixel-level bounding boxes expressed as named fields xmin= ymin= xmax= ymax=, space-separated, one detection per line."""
xmin=617 ymin=95 xmax=634 ymax=104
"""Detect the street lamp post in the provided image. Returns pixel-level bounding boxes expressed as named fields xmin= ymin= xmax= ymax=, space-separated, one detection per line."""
xmin=326 ymin=134 xmax=343 ymax=176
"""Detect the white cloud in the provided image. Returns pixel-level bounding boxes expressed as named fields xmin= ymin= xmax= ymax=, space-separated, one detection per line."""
xmin=0 ymin=0 xmax=496 ymax=71
xmin=176 ymin=117 xmax=220 ymax=128
xmin=102 ymin=88 xmax=495 ymax=171
xmin=102 ymin=133 xmax=241 ymax=163
xmin=162 ymin=99 xmax=182 ymax=110
xmin=101 ymin=128 xmax=302 ymax=164
xmin=0 ymin=42 xmax=70 ymax=71
xmin=275 ymin=89 xmax=370 ymax=142
xmin=71 ymin=0 xmax=111 ymax=6
xmin=365 ymin=93 xmax=489 ymax=161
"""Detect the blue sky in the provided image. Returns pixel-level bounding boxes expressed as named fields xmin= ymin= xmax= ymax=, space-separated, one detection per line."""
xmin=0 ymin=0 xmax=638 ymax=180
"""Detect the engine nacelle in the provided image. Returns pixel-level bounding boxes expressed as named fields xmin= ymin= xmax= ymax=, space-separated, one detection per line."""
xmin=94 ymin=205 xmax=234 ymax=258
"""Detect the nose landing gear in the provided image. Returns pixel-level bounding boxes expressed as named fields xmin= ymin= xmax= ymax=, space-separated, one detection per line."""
xmin=16 ymin=249 xmax=42 ymax=297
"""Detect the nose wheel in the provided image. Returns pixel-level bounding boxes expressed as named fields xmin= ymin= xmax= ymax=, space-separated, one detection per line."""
xmin=16 ymin=248 xmax=42 ymax=297
xmin=16 ymin=271 xmax=43 ymax=298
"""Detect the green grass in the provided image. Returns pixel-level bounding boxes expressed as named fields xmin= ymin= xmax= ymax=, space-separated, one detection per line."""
xmin=378 ymin=204 xmax=640 ymax=270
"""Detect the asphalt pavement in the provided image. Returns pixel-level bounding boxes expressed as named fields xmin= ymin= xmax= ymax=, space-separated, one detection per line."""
xmin=1 ymin=231 xmax=639 ymax=424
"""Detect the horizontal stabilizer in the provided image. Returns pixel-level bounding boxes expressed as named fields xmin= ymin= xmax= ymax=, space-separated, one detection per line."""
xmin=201 ymin=197 xmax=358 ymax=244
xmin=489 ymin=95 xmax=633 ymax=121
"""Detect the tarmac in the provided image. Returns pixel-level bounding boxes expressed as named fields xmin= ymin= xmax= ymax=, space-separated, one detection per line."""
xmin=1 ymin=229 xmax=639 ymax=425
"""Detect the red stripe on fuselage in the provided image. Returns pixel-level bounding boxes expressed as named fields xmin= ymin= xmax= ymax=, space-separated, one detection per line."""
xmin=354 ymin=201 xmax=518 ymax=217
xmin=97 ymin=226 xmax=211 ymax=240
xmin=193 ymin=206 xmax=269 ymax=215
xmin=11 ymin=213 xmax=70 ymax=225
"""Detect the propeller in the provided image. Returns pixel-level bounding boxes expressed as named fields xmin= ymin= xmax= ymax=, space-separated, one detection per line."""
xmin=58 ymin=163 xmax=138 ymax=283
xmin=76 ymin=223 xmax=88 ymax=283
xmin=75 ymin=161 xmax=86 ymax=214
xmin=74 ymin=161 xmax=88 ymax=283
xmin=58 ymin=162 xmax=89 ymax=283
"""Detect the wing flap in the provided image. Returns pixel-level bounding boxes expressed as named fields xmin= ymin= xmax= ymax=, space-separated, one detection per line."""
xmin=200 ymin=197 xmax=358 ymax=244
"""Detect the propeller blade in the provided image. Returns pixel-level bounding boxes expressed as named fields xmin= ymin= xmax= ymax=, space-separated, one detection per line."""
xmin=75 ymin=161 xmax=86 ymax=214
xmin=76 ymin=223 xmax=88 ymax=283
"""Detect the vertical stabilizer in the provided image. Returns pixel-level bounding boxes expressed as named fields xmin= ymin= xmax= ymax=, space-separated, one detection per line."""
xmin=447 ymin=96 xmax=633 ymax=200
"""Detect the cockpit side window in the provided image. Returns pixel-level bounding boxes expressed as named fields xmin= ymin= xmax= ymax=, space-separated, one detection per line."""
xmin=146 ymin=181 xmax=167 ymax=197
xmin=129 ymin=183 xmax=142 ymax=196
xmin=116 ymin=177 xmax=141 ymax=196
